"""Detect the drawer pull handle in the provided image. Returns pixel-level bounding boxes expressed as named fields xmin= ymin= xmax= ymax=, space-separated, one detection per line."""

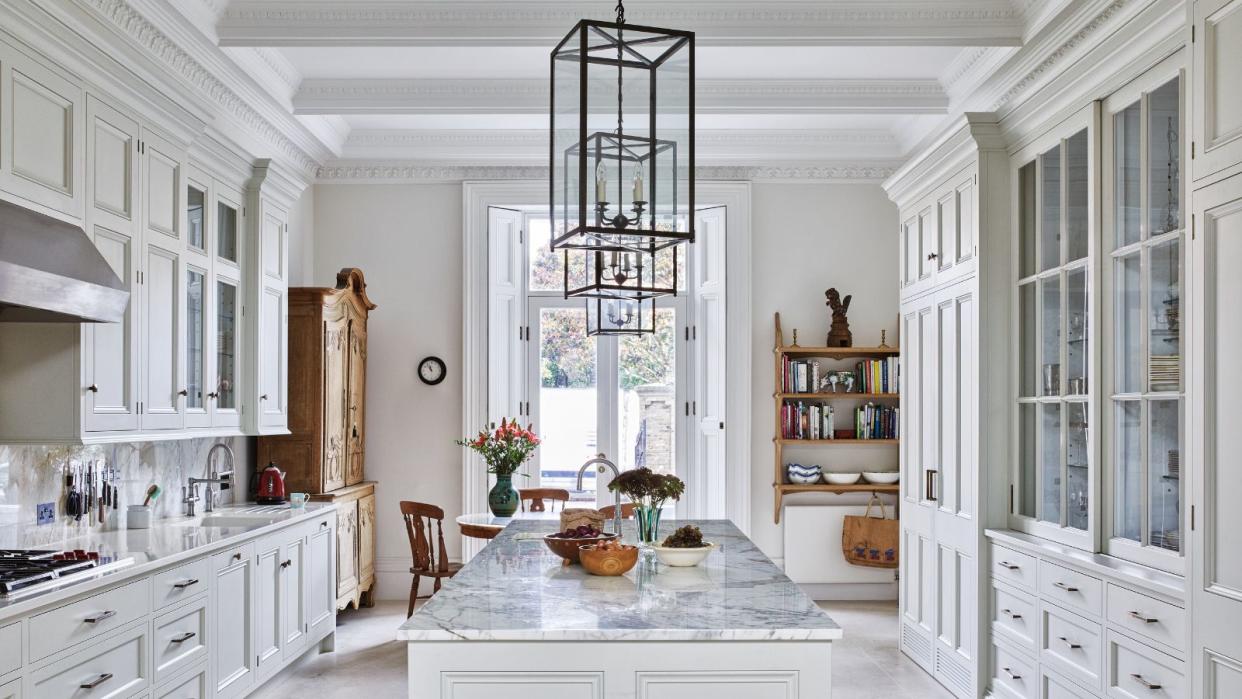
xmin=173 ymin=578 xmax=199 ymax=589
xmin=999 ymin=561 xmax=1020 ymax=570
xmin=80 ymin=672 xmax=113 ymax=689
xmin=1128 ymin=610 xmax=1158 ymax=623
xmin=320 ymin=521 xmax=329 ymax=528
xmin=1053 ymin=581 xmax=1079 ymax=592
xmin=232 ymin=552 xmax=242 ymax=561
xmin=1057 ymin=636 xmax=1081 ymax=649
xmin=1131 ymin=674 xmax=1162 ymax=690
xmin=1001 ymin=667 xmax=1021 ymax=680
xmin=171 ymin=631 xmax=197 ymax=643
xmin=280 ymin=559 xmax=292 ymax=569
xmin=84 ymin=610 xmax=116 ymax=624
xmin=1001 ymin=608 xmax=1023 ymax=620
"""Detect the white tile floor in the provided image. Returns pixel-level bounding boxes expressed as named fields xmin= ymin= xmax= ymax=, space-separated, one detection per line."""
xmin=253 ymin=599 xmax=953 ymax=698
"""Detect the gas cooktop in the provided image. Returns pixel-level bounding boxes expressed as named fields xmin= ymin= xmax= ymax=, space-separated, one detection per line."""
xmin=0 ymin=549 xmax=134 ymax=598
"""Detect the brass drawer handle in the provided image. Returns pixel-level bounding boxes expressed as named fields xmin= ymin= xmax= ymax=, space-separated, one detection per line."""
xmin=1131 ymin=673 xmax=1162 ymax=690
xmin=1128 ymin=610 xmax=1158 ymax=623
xmin=84 ymin=610 xmax=116 ymax=623
xmin=1057 ymin=636 xmax=1081 ymax=649
xmin=173 ymin=578 xmax=199 ymax=589
xmin=80 ymin=672 xmax=113 ymax=689
xmin=1001 ymin=667 xmax=1021 ymax=680
xmin=1053 ymin=581 xmax=1079 ymax=592
xmin=998 ymin=561 xmax=1020 ymax=570
xmin=171 ymin=631 xmax=197 ymax=643
xmin=1001 ymin=608 xmax=1022 ymax=620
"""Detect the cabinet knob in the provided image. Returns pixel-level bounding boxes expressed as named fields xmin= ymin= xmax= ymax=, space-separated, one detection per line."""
xmin=280 ymin=559 xmax=292 ymax=569
xmin=79 ymin=673 xmax=113 ymax=689
xmin=232 ymin=552 xmax=241 ymax=561
xmin=178 ymin=389 xmax=188 ymax=396
xmin=260 ymin=394 xmax=269 ymax=400
xmin=208 ymin=392 xmax=219 ymax=399
xmin=927 ymin=252 xmax=939 ymax=260
xmin=87 ymin=384 xmax=99 ymax=393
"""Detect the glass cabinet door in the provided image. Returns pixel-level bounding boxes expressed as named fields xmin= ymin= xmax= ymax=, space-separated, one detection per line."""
xmin=213 ymin=276 xmax=241 ymax=426
xmin=1013 ymin=112 xmax=1095 ymax=547
xmin=1103 ymin=68 xmax=1184 ymax=571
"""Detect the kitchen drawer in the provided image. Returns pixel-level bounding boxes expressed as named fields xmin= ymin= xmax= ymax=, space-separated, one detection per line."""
xmin=1039 ymin=560 xmax=1103 ymax=617
xmin=1105 ymin=584 xmax=1185 ymax=655
xmin=152 ymin=557 xmax=210 ymax=611
xmin=992 ymin=543 xmax=1038 ymax=591
xmin=28 ymin=620 xmax=148 ymax=699
xmin=1108 ymin=630 xmax=1185 ymax=698
xmin=993 ymin=582 xmax=1039 ymax=651
xmin=154 ymin=663 xmax=206 ymax=699
xmin=991 ymin=640 xmax=1038 ymax=699
xmin=1041 ymin=604 xmax=1103 ymax=691
xmin=152 ymin=597 xmax=207 ymax=684
xmin=1042 ymin=669 xmax=1095 ymax=699
xmin=0 ymin=620 xmax=20 ymax=676
xmin=213 ymin=542 xmax=251 ymax=574
xmin=29 ymin=577 xmax=150 ymax=662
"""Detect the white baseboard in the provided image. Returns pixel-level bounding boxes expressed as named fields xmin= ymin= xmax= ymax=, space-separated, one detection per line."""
xmin=374 ymin=556 xmax=464 ymax=602
xmin=798 ymin=582 xmax=898 ymax=601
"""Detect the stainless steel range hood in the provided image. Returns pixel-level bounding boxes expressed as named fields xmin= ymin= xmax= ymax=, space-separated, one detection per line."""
xmin=0 ymin=198 xmax=129 ymax=323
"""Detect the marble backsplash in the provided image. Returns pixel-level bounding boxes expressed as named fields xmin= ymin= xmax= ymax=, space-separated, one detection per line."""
xmin=0 ymin=437 xmax=252 ymax=549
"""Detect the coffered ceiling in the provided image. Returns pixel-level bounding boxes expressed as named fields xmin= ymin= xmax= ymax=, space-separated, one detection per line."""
xmin=162 ymin=0 xmax=1079 ymax=173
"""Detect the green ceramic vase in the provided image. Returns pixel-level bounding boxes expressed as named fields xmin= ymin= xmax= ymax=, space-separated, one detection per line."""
xmin=488 ymin=473 xmax=519 ymax=517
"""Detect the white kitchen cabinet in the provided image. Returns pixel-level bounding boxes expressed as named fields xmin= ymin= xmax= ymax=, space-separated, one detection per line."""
xmin=184 ymin=169 xmax=212 ymax=430
xmin=253 ymin=534 xmax=283 ymax=678
xmin=1193 ymin=0 xmax=1242 ymax=182
xmin=211 ymin=184 xmax=245 ymax=430
xmin=245 ymin=162 xmax=291 ymax=435
xmin=898 ymin=165 xmax=979 ymax=299
xmin=306 ymin=516 xmax=336 ymax=638
xmin=281 ymin=532 xmax=307 ymax=661
xmin=212 ymin=543 xmax=255 ymax=698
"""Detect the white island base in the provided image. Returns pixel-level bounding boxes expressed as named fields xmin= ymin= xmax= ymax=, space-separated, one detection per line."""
xmin=400 ymin=520 xmax=841 ymax=699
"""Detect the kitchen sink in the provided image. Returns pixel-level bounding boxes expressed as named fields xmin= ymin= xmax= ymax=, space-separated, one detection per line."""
xmin=177 ymin=505 xmax=295 ymax=528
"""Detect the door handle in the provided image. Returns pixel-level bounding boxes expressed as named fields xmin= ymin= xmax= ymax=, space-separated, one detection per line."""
xmin=1130 ymin=674 xmax=1162 ymax=690
xmin=79 ymin=673 xmax=113 ymax=689
xmin=925 ymin=469 xmax=938 ymax=501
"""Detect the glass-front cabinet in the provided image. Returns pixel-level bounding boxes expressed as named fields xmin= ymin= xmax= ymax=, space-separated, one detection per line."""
xmin=1012 ymin=104 xmax=1096 ymax=548
xmin=1102 ymin=58 xmax=1185 ymax=572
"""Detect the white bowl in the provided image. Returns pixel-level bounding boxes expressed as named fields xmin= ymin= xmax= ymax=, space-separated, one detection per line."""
xmin=787 ymin=472 xmax=822 ymax=485
xmin=652 ymin=542 xmax=717 ymax=567
xmin=823 ymin=472 xmax=862 ymax=485
xmin=863 ymin=471 xmax=900 ymax=484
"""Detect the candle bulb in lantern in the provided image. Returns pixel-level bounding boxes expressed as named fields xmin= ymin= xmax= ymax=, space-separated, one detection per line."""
xmin=632 ymin=162 xmax=644 ymax=202
xmin=595 ymin=161 xmax=607 ymax=203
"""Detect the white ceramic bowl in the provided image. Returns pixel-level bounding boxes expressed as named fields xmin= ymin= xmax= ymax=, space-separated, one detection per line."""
xmin=652 ymin=542 xmax=717 ymax=567
xmin=823 ymin=472 xmax=862 ymax=485
xmin=787 ymin=471 xmax=822 ymax=485
xmin=863 ymin=471 xmax=900 ymax=484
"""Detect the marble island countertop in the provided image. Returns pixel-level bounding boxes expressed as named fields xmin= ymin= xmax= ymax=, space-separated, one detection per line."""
xmin=399 ymin=519 xmax=843 ymax=642
xmin=0 ymin=502 xmax=336 ymax=619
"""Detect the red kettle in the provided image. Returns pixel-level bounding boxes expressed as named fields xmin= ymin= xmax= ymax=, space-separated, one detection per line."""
xmin=256 ymin=462 xmax=287 ymax=504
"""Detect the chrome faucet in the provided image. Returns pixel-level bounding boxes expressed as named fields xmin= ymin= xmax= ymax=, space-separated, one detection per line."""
xmin=187 ymin=443 xmax=236 ymax=514
xmin=577 ymin=454 xmax=623 ymax=537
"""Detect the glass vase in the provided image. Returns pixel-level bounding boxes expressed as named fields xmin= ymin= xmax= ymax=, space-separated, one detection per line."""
xmin=488 ymin=473 xmax=519 ymax=517
xmin=635 ymin=504 xmax=662 ymax=547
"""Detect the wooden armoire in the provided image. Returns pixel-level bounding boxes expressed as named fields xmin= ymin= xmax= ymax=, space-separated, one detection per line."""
xmin=258 ymin=267 xmax=377 ymax=610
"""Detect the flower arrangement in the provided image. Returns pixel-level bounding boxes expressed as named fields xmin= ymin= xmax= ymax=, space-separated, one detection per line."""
xmin=457 ymin=418 xmax=541 ymax=476
xmin=607 ymin=468 xmax=685 ymax=546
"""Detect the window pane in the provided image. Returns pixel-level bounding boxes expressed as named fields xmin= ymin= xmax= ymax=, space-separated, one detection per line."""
xmin=1066 ymin=129 xmax=1090 ymax=261
xmin=1115 ymin=101 xmax=1142 ymax=247
xmin=1066 ymin=402 xmax=1089 ymax=531
xmin=527 ymin=217 xmax=564 ymax=292
xmin=1041 ymin=145 xmax=1062 ymax=271
xmin=187 ymin=270 xmax=204 ymax=410
xmin=216 ymin=281 xmax=236 ymax=410
xmin=1149 ymin=399 xmax=1181 ymax=551
xmin=617 ymin=309 xmax=676 ymax=479
xmin=1042 ymin=277 xmax=1061 ymax=396
xmin=1041 ymin=403 xmax=1062 ymax=524
xmin=218 ymin=202 xmax=238 ymax=263
xmin=1019 ymin=403 xmax=1037 ymax=517
xmin=1150 ymin=239 xmax=1181 ymax=392
xmin=1115 ymin=400 xmax=1141 ymax=542
xmin=537 ymin=307 xmax=598 ymax=502
xmin=1019 ymin=283 xmax=1038 ymax=396
xmin=1066 ymin=268 xmax=1088 ymax=395
xmin=1115 ymin=252 xmax=1142 ymax=393
xmin=1149 ymin=78 xmax=1182 ymax=237
xmin=188 ymin=186 xmax=205 ymax=251
xmin=1019 ymin=161 xmax=1037 ymax=278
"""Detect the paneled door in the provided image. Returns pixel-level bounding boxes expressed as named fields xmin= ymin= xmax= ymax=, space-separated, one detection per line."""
xmin=345 ymin=315 xmax=367 ymax=486
xmin=1191 ymin=172 xmax=1242 ymax=697
xmin=1192 ymin=0 xmax=1242 ymax=181
xmin=139 ymin=129 xmax=185 ymax=430
xmin=900 ymin=293 xmax=936 ymax=673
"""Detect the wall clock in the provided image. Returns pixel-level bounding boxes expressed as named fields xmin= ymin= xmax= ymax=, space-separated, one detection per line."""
xmin=418 ymin=356 xmax=447 ymax=385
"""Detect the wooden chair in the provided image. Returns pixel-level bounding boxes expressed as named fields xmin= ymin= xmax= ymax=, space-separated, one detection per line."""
xmin=599 ymin=503 xmax=636 ymax=520
xmin=401 ymin=501 xmax=463 ymax=617
xmin=519 ymin=488 xmax=570 ymax=512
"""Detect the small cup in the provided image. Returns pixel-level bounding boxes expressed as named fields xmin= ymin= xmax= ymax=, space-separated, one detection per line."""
xmin=289 ymin=492 xmax=308 ymax=510
xmin=127 ymin=505 xmax=151 ymax=529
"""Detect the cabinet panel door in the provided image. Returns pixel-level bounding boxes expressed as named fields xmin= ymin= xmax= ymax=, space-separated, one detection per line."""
xmin=918 ymin=205 xmax=937 ymax=280
xmin=84 ymin=216 xmax=138 ymax=431
xmin=142 ymin=134 xmax=181 ymax=244
xmin=902 ymin=214 xmax=920 ymax=288
xmin=262 ymin=210 xmax=285 ymax=282
xmin=212 ymin=547 xmax=254 ymax=698
xmin=323 ymin=318 xmax=348 ymax=492
xmin=259 ymin=284 xmax=287 ymax=429
xmin=282 ymin=535 xmax=307 ymax=660
xmin=213 ymin=274 xmax=242 ymax=428
xmin=1192 ymin=173 xmax=1242 ymax=697
xmin=336 ymin=501 xmax=359 ymax=604
xmin=346 ymin=318 xmax=367 ymax=485
xmin=899 ymin=299 xmax=935 ymax=672
xmin=1194 ymin=0 xmax=1242 ymax=180
xmin=0 ymin=54 xmax=82 ymax=216
xmin=142 ymin=243 xmax=183 ymax=429
xmin=306 ymin=517 xmax=335 ymax=634
xmin=358 ymin=492 xmax=375 ymax=585
xmin=254 ymin=537 xmax=283 ymax=674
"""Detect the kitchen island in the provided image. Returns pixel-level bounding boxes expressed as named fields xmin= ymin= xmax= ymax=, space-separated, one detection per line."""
xmin=399 ymin=519 xmax=841 ymax=698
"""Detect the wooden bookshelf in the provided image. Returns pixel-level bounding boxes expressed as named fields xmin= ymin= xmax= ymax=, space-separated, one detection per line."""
xmin=772 ymin=312 xmax=901 ymax=524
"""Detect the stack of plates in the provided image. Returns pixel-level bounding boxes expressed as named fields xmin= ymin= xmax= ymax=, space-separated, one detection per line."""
xmin=1149 ymin=355 xmax=1180 ymax=391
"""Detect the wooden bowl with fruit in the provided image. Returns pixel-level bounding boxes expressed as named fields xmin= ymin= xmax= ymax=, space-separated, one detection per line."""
xmin=544 ymin=525 xmax=618 ymax=563
xmin=578 ymin=538 xmax=640 ymax=576
xmin=650 ymin=525 xmax=716 ymax=567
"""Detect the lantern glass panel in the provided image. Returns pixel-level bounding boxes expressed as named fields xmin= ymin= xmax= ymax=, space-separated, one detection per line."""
xmin=564 ymin=245 xmax=677 ymax=300
xmin=586 ymin=295 xmax=656 ymax=336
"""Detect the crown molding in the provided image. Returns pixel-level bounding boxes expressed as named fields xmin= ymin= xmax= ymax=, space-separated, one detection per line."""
xmin=315 ymin=160 xmax=900 ymax=184
xmin=219 ymin=1 xmax=1024 ymax=47
xmin=294 ymin=77 xmax=947 ymax=116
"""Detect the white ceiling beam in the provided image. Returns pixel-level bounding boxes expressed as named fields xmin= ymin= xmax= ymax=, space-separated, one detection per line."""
xmin=218 ymin=1 xmax=1024 ymax=47
xmin=293 ymin=78 xmax=948 ymax=116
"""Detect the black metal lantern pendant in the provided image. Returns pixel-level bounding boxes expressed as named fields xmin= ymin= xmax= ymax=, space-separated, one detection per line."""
xmin=550 ymin=0 xmax=694 ymax=335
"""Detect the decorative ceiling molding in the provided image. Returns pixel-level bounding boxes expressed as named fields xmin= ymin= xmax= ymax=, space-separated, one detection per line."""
xmin=218 ymin=1 xmax=1024 ymax=47
xmin=293 ymin=78 xmax=948 ymax=116
xmin=315 ymin=160 xmax=900 ymax=184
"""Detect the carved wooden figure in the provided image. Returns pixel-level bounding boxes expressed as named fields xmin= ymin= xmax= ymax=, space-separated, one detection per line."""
xmin=825 ymin=288 xmax=853 ymax=347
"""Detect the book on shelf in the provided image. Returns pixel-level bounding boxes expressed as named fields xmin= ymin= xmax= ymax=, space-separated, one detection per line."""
xmin=853 ymin=403 xmax=899 ymax=440
xmin=782 ymin=355 xmax=900 ymax=394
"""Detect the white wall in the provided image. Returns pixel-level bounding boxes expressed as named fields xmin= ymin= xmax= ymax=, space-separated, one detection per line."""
xmin=288 ymin=186 xmax=315 ymax=287
xmin=310 ymin=178 xmax=897 ymax=598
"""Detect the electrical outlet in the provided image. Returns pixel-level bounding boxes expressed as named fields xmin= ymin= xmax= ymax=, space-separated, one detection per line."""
xmin=36 ymin=502 xmax=55 ymax=525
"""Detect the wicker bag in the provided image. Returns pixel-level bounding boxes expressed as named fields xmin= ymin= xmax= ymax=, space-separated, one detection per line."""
xmin=560 ymin=508 xmax=605 ymax=533
xmin=841 ymin=495 xmax=899 ymax=568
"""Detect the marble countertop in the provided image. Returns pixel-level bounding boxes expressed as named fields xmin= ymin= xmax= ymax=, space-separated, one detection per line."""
xmin=0 ymin=502 xmax=336 ymax=619
xmin=398 ymin=519 xmax=843 ymax=642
